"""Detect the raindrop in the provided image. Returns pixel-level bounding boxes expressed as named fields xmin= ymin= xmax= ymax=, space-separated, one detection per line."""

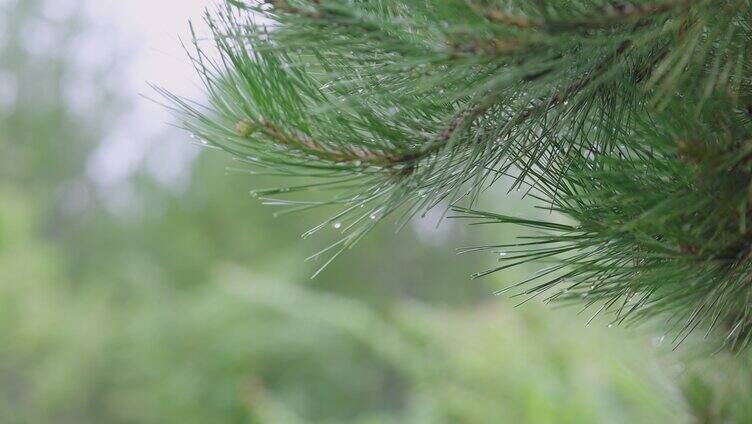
xmin=651 ymin=335 xmax=665 ymax=347
xmin=370 ymin=214 xmax=378 ymax=220
xmin=333 ymin=222 xmax=342 ymax=229
xmin=499 ymin=252 xmax=508 ymax=257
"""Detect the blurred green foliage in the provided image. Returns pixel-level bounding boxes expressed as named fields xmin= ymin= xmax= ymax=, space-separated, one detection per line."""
xmin=1 ymin=0 xmax=752 ymax=422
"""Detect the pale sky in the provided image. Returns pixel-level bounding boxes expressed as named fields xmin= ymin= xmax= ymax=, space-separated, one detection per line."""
xmin=83 ymin=0 xmax=213 ymax=199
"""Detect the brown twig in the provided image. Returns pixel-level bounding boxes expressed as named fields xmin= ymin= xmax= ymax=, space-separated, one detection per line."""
xmin=264 ymin=0 xmax=322 ymax=18
xmin=468 ymin=0 xmax=689 ymax=32
xmin=234 ymin=106 xmax=480 ymax=170
xmin=236 ymin=38 xmax=633 ymax=172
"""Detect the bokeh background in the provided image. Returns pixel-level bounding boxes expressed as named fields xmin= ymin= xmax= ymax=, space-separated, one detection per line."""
xmin=2 ymin=0 xmax=752 ymax=422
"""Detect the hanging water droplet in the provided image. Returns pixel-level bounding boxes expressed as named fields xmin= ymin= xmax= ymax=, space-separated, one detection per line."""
xmin=607 ymin=323 xmax=613 ymax=328
xmin=370 ymin=214 xmax=378 ymax=220
xmin=498 ymin=252 xmax=508 ymax=257
xmin=333 ymin=222 xmax=342 ymax=229
xmin=651 ymin=335 xmax=665 ymax=347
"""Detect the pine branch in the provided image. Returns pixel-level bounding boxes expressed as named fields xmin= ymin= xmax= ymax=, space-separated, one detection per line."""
xmin=166 ymin=0 xmax=752 ymax=348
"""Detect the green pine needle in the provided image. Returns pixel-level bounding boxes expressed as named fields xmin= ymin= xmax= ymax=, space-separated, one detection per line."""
xmin=165 ymin=0 xmax=752 ymax=349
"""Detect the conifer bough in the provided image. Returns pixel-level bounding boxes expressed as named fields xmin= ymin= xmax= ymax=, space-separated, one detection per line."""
xmin=166 ymin=0 xmax=752 ymax=349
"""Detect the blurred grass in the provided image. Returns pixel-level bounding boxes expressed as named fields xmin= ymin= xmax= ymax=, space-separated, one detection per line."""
xmin=1 ymin=0 xmax=752 ymax=422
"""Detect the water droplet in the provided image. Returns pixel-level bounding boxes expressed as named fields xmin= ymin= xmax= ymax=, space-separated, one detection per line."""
xmin=607 ymin=324 xmax=613 ymax=328
xmin=370 ymin=214 xmax=378 ymax=220
xmin=651 ymin=335 xmax=665 ymax=347
xmin=499 ymin=252 xmax=508 ymax=257
xmin=333 ymin=222 xmax=342 ymax=229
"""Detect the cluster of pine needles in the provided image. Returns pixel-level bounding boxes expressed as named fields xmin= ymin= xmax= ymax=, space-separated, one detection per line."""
xmin=162 ymin=0 xmax=752 ymax=350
